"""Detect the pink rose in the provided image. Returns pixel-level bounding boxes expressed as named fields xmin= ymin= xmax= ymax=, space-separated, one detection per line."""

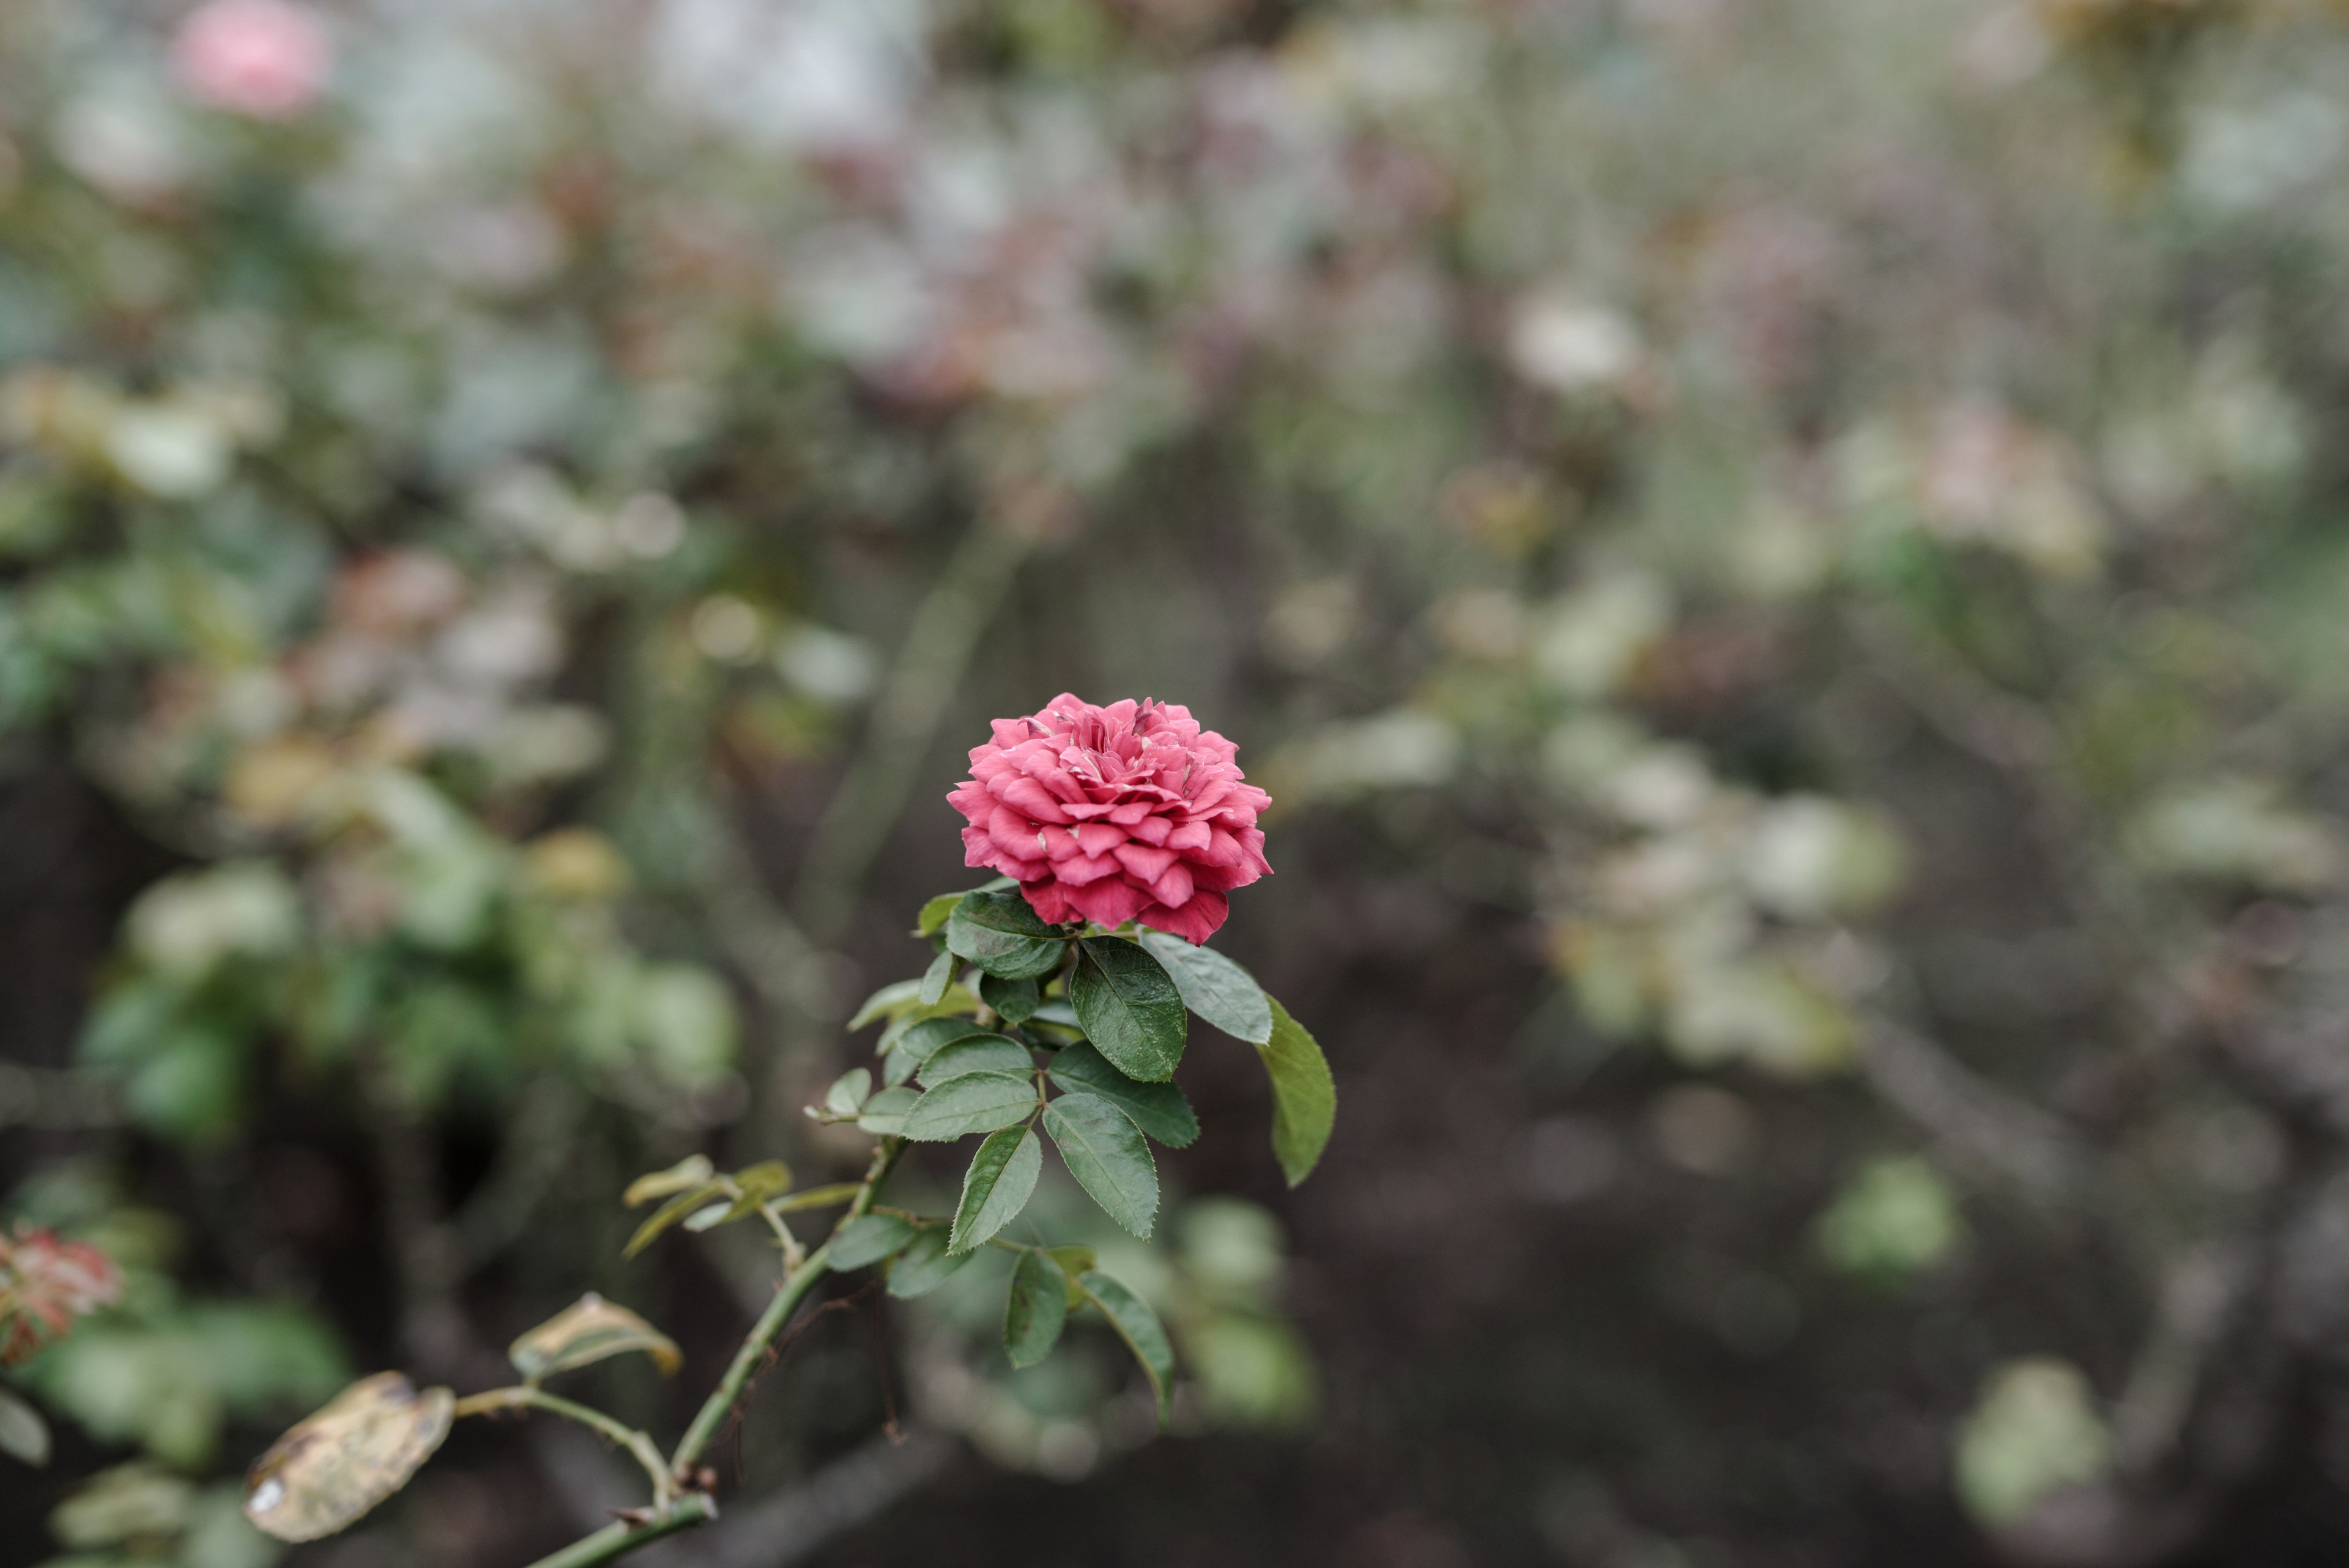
xmin=949 ymin=694 xmax=1271 ymax=943
xmin=171 ymin=0 xmax=332 ymax=121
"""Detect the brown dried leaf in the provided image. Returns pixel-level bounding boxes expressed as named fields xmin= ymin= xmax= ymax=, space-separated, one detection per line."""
xmin=243 ymin=1373 xmax=453 ymax=1543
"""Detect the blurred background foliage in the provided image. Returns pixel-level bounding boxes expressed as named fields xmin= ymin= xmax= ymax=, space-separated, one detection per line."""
xmin=6 ymin=0 xmax=2349 ymax=1562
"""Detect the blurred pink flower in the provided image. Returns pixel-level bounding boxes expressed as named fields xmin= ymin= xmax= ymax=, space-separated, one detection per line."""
xmin=949 ymin=694 xmax=1271 ymax=943
xmin=171 ymin=0 xmax=332 ymax=121
xmin=0 ymin=1225 xmax=119 ymax=1367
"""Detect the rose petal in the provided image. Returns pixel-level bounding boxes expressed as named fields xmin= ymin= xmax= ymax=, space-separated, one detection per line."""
xmin=1065 ymin=877 xmax=1146 ymax=926
xmin=1150 ymin=860 xmax=1195 ymax=908
xmin=1072 ymin=822 xmax=1126 ymax=856
xmin=1137 ymin=890 xmax=1226 ymax=943
xmin=1113 ymin=842 xmax=1178 ymax=883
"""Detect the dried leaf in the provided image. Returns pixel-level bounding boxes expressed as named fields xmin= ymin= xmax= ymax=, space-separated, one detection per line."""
xmin=508 ymin=1293 xmax=680 ymax=1381
xmin=243 ymin=1373 xmax=453 ymax=1543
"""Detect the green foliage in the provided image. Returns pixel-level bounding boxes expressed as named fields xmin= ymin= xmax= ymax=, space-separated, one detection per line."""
xmin=917 ymin=1035 xmax=1034 ymax=1086
xmin=829 ymin=1216 xmax=918 ymax=1273
xmin=1003 ymin=1250 xmax=1069 ymax=1370
xmin=1955 ymin=1360 xmax=2112 ymax=1527
xmin=1137 ymin=933 xmax=1274 ymax=1046
xmin=1 ymin=1384 xmax=51 ymax=1466
xmin=1042 ymin=1094 xmax=1159 ymax=1240
xmin=886 ymin=1228 xmax=976 ymax=1300
xmin=901 ymin=1072 xmax=1040 ymax=1143
xmin=40 ymin=1465 xmax=274 ymax=1568
xmin=1070 ymin=938 xmax=1187 ymax=1083
xmin=1075 ymin=1272 xmax=1176 ymax=1424
xmin=1047 ymin=1042 xmax=1200 ymax=1150
xmin=1815 ymin=1158 xmax=1965 ymax=1287
xmin=944 ymin=891 xmax=1069 ymax=981
xmin=950 ymin=1129 xmax=1044 ymax=1255
xmin=1256 ymin=1003 xmax=1337 ymax=1188
xmin=24 ymin=1302 xmax=346 ymax=1470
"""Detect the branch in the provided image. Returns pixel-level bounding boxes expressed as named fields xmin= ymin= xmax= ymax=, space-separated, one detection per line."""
xmin=523 ymin=1496 xmax=719 ymax=1568
xmin=669 ymin=1141 xmax=901 ymax=1481
xmin=790 ymin=522 xmax=1034 ymax=943
xmin=644 ymin=1427 xmax=956 ymax=1568
xmin=1860 ymin=1020 xmax=2094 ymax=1206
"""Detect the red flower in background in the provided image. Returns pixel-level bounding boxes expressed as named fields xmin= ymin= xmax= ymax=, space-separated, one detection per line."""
xmin=949 ymin=694 xmax=1271 ymax=943
xmin=0 ymin=1225 xmax=120 ymax=1367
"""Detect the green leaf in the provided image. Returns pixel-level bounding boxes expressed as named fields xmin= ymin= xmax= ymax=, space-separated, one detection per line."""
xmin=886 ymin=1226 xmax=975 ymax=1299
xmin=1071 ymin=937 xmax=1187 ymax=1082
xmin=829 ymin=1213 xmax=917 ymax=1270
xmin=848 ymin=979 xmax=925 ymax=1030
xmin=918 ymin=948 xmax=956 ymax=1006
xmin=1021 ymin=999 xmax=1085 ymax=1043
xmin=944 ymin=890 xmax=1068 ymax=980
xmin=623 ymin=1182 xmax=725 ymax=1257
xmin=880 ymin=1015 xmax=992 ymax=1087
xmin=855 ymin=1086 xmax=919 ymax=1135
xmin=732 ymin=1160 xmax=793 ymax=1199
xmin=686 ymin=1159 xmax=790 ymax=1230
xmin=1042 ymin=1091 xmax=1158 ymax=1238
xmin=889 ymin=1016 xmax=990 ymax=1065
xmin=1078 ymin=1270 xmax=1176 ymax=1424
xmin=980 ymin=972 xmax=1042 ymax=1024
xmin=915 ymin=892 xmax=967 ymax=938
xmin=900 ymin=1071 xmax=1039 ymax=1142
xmin=0 ymin=1386 xmax=49 ymax=1466
xmin=1048 ymin=1040 xmax=1199 ymax=1148
xmin=950 ymin=1128 xmax=1043 ymax=1254
xmin=1003 ymin=1249 xmax=1069 ymax=1369
xmin=823 ymin=1069 xmax=870 ymax=1115
xmin=876 ymin=998 xmax=984 ymax=1057
xmin=1257 ymin=1000 xmax=1336 ymax=1187
xmin=681 ymin=1200 xmax=736 ymax=1233
xmin=622 ymin=1154 xmax=716 ymax=1207
xmin=1137 ymin=931 xmax=1274 ymax=1045
xmin=509 ymin=1295 xmax=680 ymax=1380
xmin=1045 ymin=1244 xmax=1098 ymax=1301
xmin=918 ymin=1034 xmax=1033 ymax=1086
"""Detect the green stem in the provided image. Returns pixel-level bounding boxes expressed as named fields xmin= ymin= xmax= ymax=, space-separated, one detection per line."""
xmin=667 ymin=1141 xmax=900 ymax=1481
xmin=455 ymin=1387 xmax=672 ymax=1507
xmin=519 ymin=1495 xmax=718 ymax=1568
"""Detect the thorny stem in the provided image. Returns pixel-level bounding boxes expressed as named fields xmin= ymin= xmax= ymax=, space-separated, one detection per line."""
xmin=668 ymin=1140 xmax=902 ymax=1481
xmin=455 ymin=1387 xmax=675 ymax=1508
xmin=518 ymin=1496 xmax=718 ymax=1568
xmin=507 ymin=1140 xmax=904 ymax=1568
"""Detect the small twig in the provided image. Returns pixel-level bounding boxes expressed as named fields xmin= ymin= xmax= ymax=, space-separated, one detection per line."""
xmin=1860 ymin=1020 xmax=2093 ymax=1206
xmin=456 ymin=1387 xmax=675 ymax=1509
xmin=790 ymin=522 xmax=1036 ymax=943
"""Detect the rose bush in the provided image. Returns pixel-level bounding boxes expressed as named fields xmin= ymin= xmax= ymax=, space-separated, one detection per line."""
xmin=948 ymin=695 xmax=1272 ymax=943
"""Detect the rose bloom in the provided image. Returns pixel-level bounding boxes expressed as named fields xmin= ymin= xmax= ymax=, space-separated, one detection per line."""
xmin=171 ymin=0 xmax=333 ymax=121
xmin=949 ymin=694 xmax=1271 ymax=943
